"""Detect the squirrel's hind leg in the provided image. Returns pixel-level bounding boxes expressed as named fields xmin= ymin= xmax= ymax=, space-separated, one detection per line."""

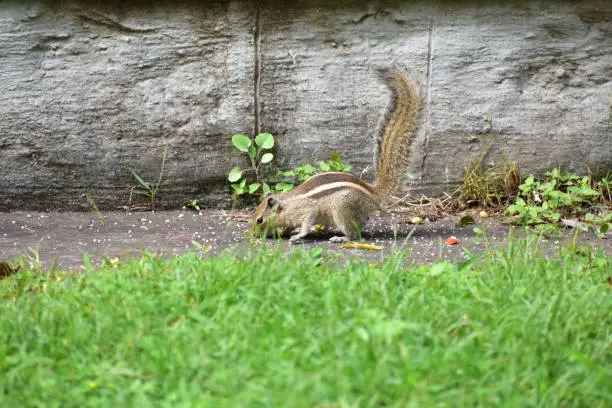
xmin=329 ymin=210 xmax=364 ymax=243
xmin=329 ymin=193 xmax=375 ymax=243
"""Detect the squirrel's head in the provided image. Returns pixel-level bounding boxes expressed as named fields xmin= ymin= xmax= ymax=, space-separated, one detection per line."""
xmin=248 ymin=193 xmax=286 ymax=237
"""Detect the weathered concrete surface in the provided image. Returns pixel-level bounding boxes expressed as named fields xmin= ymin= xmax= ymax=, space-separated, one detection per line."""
xmin=260 ymin=1 xmax=612 ymax=193
xmin=0 ymin=1 xmax=255 ymax=210
xmin=0 ymin=1 xmax=610 ymax=211
xmin=1 ymin=210 xmax=610 ymax=270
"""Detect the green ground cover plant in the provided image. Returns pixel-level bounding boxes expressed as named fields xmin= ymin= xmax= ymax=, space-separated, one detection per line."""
xmin=506 ymin=169 xmax=611 ymax=237
xmin=1 ymin=237 xmax=610 ymax=407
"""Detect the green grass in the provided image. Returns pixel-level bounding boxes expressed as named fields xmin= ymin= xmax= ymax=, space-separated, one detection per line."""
xmin=1 ymin=237 xmax=611 ymax=407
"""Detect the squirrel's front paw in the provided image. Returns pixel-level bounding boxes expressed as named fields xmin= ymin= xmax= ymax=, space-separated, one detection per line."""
xmin=289 ymin=235 xmax=305 ymax=245
xmin=329 ymin=235 xmax=350 ymax=243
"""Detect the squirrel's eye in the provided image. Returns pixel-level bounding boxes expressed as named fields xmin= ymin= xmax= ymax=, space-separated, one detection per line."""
xmin=256 ymin=216 xmax=264 ymax=225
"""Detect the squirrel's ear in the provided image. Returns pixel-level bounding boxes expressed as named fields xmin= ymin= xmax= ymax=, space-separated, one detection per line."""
xmin=267 ymin=194 xmax=283 ymax=210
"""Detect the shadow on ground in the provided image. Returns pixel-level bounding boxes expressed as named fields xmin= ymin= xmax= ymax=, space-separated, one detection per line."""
xmin=1 ymin=210 xmax=610 ymax=270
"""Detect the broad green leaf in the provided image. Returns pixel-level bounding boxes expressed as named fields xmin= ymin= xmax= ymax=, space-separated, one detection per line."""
xmin=248 ymin=145 xmax=257 ymax=159
xmin=262 ymin=182 xmax=271 ymax=194
xmin=319 ymin=162 xmax=331 ymax=172
xmin=297 ymin=165 xmax=315 ymax=174
xmin=231 ymin=134 xmax=251 ymax=152
xmin=248 ymin=183 xmax=261 ymax=194
xmin=600 ymin=223 xmax=609 ymax=234
xmin=228 ymin=167 xmax=243 ymax=182
xmin=568 ymin=185 xmax=599 ymax=196
xmin=255 ymin=133 xmax=274 ymax=149
xmin=239 ymin=178 xmax=247 ymax=188
xmin=231 ymin=183 xmax=245 ymax=194
xmin=550 ymin=168 xmax=559 ymax=179
xmin=260 ymin=153 xmax=274 ymax=164
xmin=275 ymin=182 xmax=294 ymax=192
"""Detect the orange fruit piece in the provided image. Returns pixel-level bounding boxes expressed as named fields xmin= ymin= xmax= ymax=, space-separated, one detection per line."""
xmin=445 ymin=236 xmax=459 ymax=245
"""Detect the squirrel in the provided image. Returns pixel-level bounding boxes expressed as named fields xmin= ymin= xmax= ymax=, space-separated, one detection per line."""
xmin=250 ymin=67 xmax=422 ymax=243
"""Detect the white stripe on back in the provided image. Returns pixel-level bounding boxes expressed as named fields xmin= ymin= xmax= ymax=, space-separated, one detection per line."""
xmin=300 ymin=181 xmax=374 ymax=199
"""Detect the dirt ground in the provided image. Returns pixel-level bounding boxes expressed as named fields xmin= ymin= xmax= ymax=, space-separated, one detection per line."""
xmin=0 ymin=209 xmax=610 ymax=270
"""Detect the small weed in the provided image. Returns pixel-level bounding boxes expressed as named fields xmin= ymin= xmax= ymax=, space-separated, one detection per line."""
xmin=228 ymin=132 xmax=275 ymax=198
xmin=460 ymin=153 xmax=521 ymax=208
xmin=129 ymin=143 xmax=169 ymax=211
xmin=13 ymin=248 xmax=44 ymax=271
xmin=595 ymin=172 xmax=611 ymax=202
xmin=183 ymin=199 xmax=201 ymax=212
xmin=85 ymin=193 xmax=106 ymax=223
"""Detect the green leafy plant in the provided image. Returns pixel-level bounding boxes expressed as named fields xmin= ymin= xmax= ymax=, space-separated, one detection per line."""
xmin=129 ymin=143 xmax=169 ymax=211
xmin=506 ymin=169 xmax=610 ymax=236
xmin=275 ymin=164 xmax=316 ymax=193
xmin=275 ymin=152 xmax=353 ymax=193
xmin=184 ymin=199 xmax=201 ymax=212
xmin=319 ymin=151 xmax=352 ymax=173
xmin=228 ymin=133 xmax=275 ymax=197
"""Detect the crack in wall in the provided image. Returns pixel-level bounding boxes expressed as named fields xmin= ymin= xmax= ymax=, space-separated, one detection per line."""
xmin=420 ymin=17 xmax=434 ymax=176
xmin=253 ymin=2 xmax=262 ymax=136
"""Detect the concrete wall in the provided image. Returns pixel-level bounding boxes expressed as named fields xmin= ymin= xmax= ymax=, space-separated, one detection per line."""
xmin=1 ymin=0 xmax=610 ymax=210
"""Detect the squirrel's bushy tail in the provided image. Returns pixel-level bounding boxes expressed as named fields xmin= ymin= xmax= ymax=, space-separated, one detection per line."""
xmin=374 ymin=67 xmax=422 ymax=200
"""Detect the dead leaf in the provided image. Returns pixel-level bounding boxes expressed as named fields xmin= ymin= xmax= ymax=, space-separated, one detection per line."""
xmin=341 ymin=242 xmax=384 ymax=251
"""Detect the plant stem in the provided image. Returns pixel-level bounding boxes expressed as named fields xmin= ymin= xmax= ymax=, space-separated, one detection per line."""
xmin=251 ymin=149 xmax=260 ymax=183
xmin=154 ymin=144 xmax=169 ymax=195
